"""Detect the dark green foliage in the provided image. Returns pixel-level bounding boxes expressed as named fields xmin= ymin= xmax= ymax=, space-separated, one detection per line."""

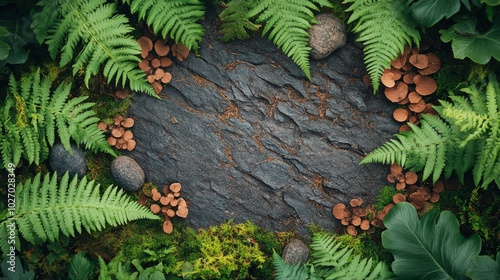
xmin=248 ymin=0 xmax=333 ymax=80
xmin=31 ymin=0 xmax=156 ymax=96
xmin=0 ymin=69 xmax=115 ymax=169
xmin=466 ymin=252 xmax=500 ymax=280
xmin=219 ymin=0 xmax=260 ymax=42
xmin=273 ymin=233 xmax=393 ymax=280
xmin=361 ymin=73 xmax=500 ymax=189
xmin=68 ymin=252 xmax=94 ymax=280
xmin=343 ymin=0 xmax=420 ymax=92
xmin=374 ymin=185 xmax=401 ymax=212
xmin=122 ymin=0 xmax=206 ymax=52
xmin=0 ymin=172 xmax=160 ymax=256
xmin=0 ymin=256 xmax=35 ymax=280
xmin=409 ymin=0 xmax=463 ymax=27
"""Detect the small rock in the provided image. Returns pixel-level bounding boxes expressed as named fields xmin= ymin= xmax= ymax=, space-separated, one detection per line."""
xmin=282 ymin=238 xmax=309 ymax=265
xmin=308 ymin=14 xmax=347 ymax=60
xmin=111 ymin=156 xmax=145 ymax=191
xmin=49 ymin=142 xmax=87 ymax=178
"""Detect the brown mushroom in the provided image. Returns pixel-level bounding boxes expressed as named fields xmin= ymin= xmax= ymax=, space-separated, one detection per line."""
xmin=176 ymin=206 xmax=189 ymax=218
xmin=393 ymin=108 xmax=409 ymax=122
xmin=161 ymin=72 xmax=172 ymax=84
xmin=333 ymin=203 xmax=346 ymax=219
xmin=169 ymin=183 xmax=182 ymax=193
xmin=107 ymin=137 xmax=116 ymax=146
xmin=433 ymin=180 xmax=444 ymax=193
xmin=387 ymin=173 xmax=397 ymax=183
xmin=127 ymin=139 xmax=136 ymax=151
xmin=137 ymin=36 xmax=153 ymax=58
xmin=385 ymin=82 xmax=408 ymax=103
xmin=408 ymin=91 xmax=422 ymax=104
xmin=160 ymin=57 xmax=173 ymax=67
xmin=430 ymin=192 xmax=440 ymax=203
xmin=111 ymin=127 xmax=124 ymax=138
xmin=150 ymin=204 xmax=161 ymax=214
xmin=163 ymin=220 xmax=173 ymax=234
xmin=154 ymin=68 xmax=164 ymax=81
xmin=151 ymin=81 xmax=162 ymax=94
xmin=399 ymin=124 xmax=411 ymax=132
xmin=154 ymin=40 xmax=170 ymax=56
xmin=362 ymin=74 xmax=372 ymax=87
xmin=341 ymin=217 xmax=351 ymax=226
xmin=381 ymin=71 xmax=397 ymax=88
xmin=377 ymin=210 xmax=386 ymax=220
xmin=347 ymin=225 xmax=358 ymax=236
xmin=383 ymin=203 xmax=395 ymax=214
xmin=121 ymin=118 xmax=135 ymax=128
xmin=351 ymin=215 xmax=362 ymax=226
xmin=418 ymin=53 xmax=441 ymax=75
xmin=178 ymin=198 xmax=187 ymax=208
xmin=396 ymin=181 xmax=406 ymax=190
xmin=172 ymin=43 xmax=189 ymax=61
xmin=409 ymin=192 xmax=425 ymax=210
xmin=403 ymin=73 xmax=416 ymax=84
xmin=170 ymin=199 xmax=178 ymax=207
xmin=405 ymin=172 xmax=418 ymax=185
xmin=371 ymin=218 xmax=384 ymax=227
xmin=147 ymin=75 xmax=155 ymax=83
xmin=390 ymin=163 xmax=403 ymax=176
xmin=343 ymin=208 xmax=352 ymax=218
xmin=409 ymin=54 xmax=429 ymax=69
xmin=166 ymin=209 xmax=176 ymax=217
xmin=409 ymin=99 xmax=426 ymax=113
xmin=98 ymin=122 xmax=108 ymax=132
xmin=350 ymin=198 xmax=364 ymax=207
xmin=414 ymin=75 xmax=437 ymax=96
xmin=113 ymin=115 xmax=123 ymax=126
xmin=138 ymin=59 xmax=151 ymax=73
xmin=152 ymin=190 xmax=161 ymax=202
xmin=393 ymin=193 xmax=407 ymax=204
xmin=160 ymin=195 xmax=171 ymax=206
xmin=353 ymin=207 xmax=367 ymax=217
xmin=360 ymin=219 xmax=370 ymax=231
xmin=151 ymin=58 xmax=161 ymax=68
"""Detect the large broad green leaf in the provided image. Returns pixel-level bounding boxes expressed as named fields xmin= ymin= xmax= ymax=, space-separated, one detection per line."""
xmin=410 ymin=0 xmax=461 ymax=27
xmin=466 ymin=252 xmax=500 ymax=280
xmin=440 ymin=17 xmax=500 ymax=64
xmin=481 ymin=0 xmax=500 ymax=5
xmin=382 ymin=202 xmax=482 ymax=280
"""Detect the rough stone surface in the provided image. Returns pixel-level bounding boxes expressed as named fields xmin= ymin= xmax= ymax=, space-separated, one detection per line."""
xmin=111 ymin=156 xmax=145 ymax=191
xmin=282 ymin=238 xmax=310 ymax=265
xmin=49 ymin=142 xmax=87 ymax=178
xmin=309 ymin=14 xmax=347 ymax=60
xmin=125 ymin=9 xmax=399 ymax=235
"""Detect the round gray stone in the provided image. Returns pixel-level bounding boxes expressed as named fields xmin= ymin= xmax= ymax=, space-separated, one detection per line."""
xmin=282 ymin=238 xmax=309 ymax=265
xmin=49 ymin=142 xmax=87 ymax=178
xmin=309 ymin=13 xmax=347 ymax=60
xmin=111 ymin=156 xmax=145 ymax=191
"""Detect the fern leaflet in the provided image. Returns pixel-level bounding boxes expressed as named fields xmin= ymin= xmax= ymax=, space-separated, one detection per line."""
xmin=31 ymin=0 xmax=156 ymax=96
xmin=343 ymin=0 xmax=420 ymax=92
xmin=0 ymin=172 xmax=160 ymax=255
xmin=219 ymin=0 xmax=261 ymax=42
xmin=122 ymin=0 xmax=206 ymax=52
xmin=362 ymin=73 xmax=500 ymax=189
xmin=248 ymin=0 xmax=333 ymax=80
xmin=0 ymin=69 xmax=116 ymax=169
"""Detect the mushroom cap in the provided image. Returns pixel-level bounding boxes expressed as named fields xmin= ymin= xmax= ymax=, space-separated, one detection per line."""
xmin=385 ymin=81 xmax=408 ymax=103
xmin=111 ymin=127 xmax=124 ymax=138
xmin=154 ymin=68 xmax=165 ymax=80
xmin=161 ymin=72 xmax=172 ymax=84
xmin=169 ymin=182 xmax=182 ymax=193
xmin=405 ymin=172 xmax=418 ymax=185
xmin=409 ymin=54 xmax=429 ymax=69
xmin=351 ymin=215 xmax=362 ymax=226
xmin=160 ymin=57 xmax=173 ymax=67
xmin=360 ymin=219 xmax=370 ymax=231
xmin=160 ymin=196 xmax=171 ymax=206
xmin=403 ymin=73 xmax=416 ymax=84
xmin=151 ymin=58 xmax=161 ymax=68
xmin=107 ymin=137 xmax=117 ymax=146
xmin=347 ymin=225 xmax=358 ymax=236
xmin=113 ymin=115 xmax=123 ymax=125
xmin=341 ymin=217 xmax=351 ymax=226
xmin=154 ymin=40 xmax=170 ymax=56
xmin=418 ymin=53 xmax=441 ymax=75
xmin=126 ymin=139 xmax=136 ymax=151
xmin=350 ymin=198 xmax=364 ymax=207
xmin=115 ymin=89 xmax=130 ymax=100
xmin=176 ymin=206 xmax=189 ymax=218
xmin=393 ymin=193 xmax=407 ymax=204
xmin=408 ymin=91 xmax=422 ymax=104
xmin=430 ymin=192 xmax=440 ymax=203
xmin=178 ymin=198 xmax=187 ymax=208
xmin=170 ymin=199 xmax=178 ymax=207
xmin=383 ymin=203 xmax=395 ymax=214
xmin=332 ymin=203 xmax=346 ymax=219
xmin=152 ymin=191 xmax=161 ymax=201
xmin=172 ymin=43 xmax=189 ymax=61
xmin=138 ymin=59 xmax=151 ymax=73
xmin=390 ymin=163 xmax=403 ymax=176
xmin=396 ymin=181 xmax=406 ymax=190
xmin=147 ymin=75 xmax=155 ymax=83
xmin=433 ymin=180 xmax=444 ymax=193
xmin=362 ymin=74 xmax=372 ymax=87
xmin=409 ymin=99 xmax=426 ymax=113
xmin=151 ymin=81 xmax=162 ymax=94
xmin=150 ymin=204 xmax=161 ymax=214
xmin=122 ymin=118 xmax=135 ymax=128
xmin=137 ymin=36 xmax=153 ymax=58
xmin=163 ymin=220 xmax=173 ymax=234
xmin=393 ymin=108 xmax=409 ymax=122
xmin=166 ymin=209 xmax=176 ymax=217
xmin=381 ymin=71 xmax=397 ymax=88
xmin=414 ymin=75 xmax=437 ymax=96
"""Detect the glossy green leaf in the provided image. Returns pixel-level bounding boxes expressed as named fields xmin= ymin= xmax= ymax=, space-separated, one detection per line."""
xmin=410 ymin=0 xmax=461 ymax=27
xmin=481 ymin=0 xmax=500 ymax=5
xmin=0 ymin=40 xmax=10 ymax=60
xmin=466 ymin=252 xmax=500 ymax=280
xmin=440 ymin=17 xmax=500 ymax=64
xmin=382 ymin=202 xmax=482 ymax=280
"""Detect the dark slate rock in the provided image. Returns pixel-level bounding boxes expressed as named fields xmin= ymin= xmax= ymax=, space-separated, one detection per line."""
xmin=49 ymin=142 xmax=87 ymax=178
xmin=282 ymin=238 xmax=309 ymax=265
xmin=309 ymin=14 xmax=347 ymax=60
xmin=110 ymin=156 xmax=145 ymax=191
xmin=125 ymin=8 xmax=399 ymax=235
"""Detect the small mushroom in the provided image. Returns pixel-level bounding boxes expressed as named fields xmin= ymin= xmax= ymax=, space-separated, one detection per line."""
xmin=166 ymin=209 xmax=176 ymax=217
xmin=433 ymin=180 xmax=444 ymax=193
xmin=393 ymin=108 xmax=409 ymax=122
xmin=351 ymin=215 xmax=362 ymax=226
xmin=418 ymin=53 xmax=441 ymax=75
xmin=408 ymin=91 xmax=422 ymax=104
xmin=360 ymin=219 xmax=370 ymax=231
xmin=414 ymin=75 xmax=437 ymax=96
xmin=138 ymin=59 xmax=151 ymax=73
xmin=409 ymin=54 xmax=429 ymax=69
xmin=169 ymin=183 xmax=182 ymax=193
xmin=160 ymin=57 xmax=173 ymax=67
xmin=172 ymin=43 xmax=189 ymax=61
xmin=111 ymin=127 xmax=124 ymax=138
xmin=154 ymin=68 xmax=164 ymax=80
xmin=151 ymin=58 xmax=161 ymax=68
xmin=163 ymin=220 xmax=173 ymax=234
xmin=160 ymin=195 xmax=171 ymax=206
xmin=385 ymin=81 xmax=408 ymax=103
xmin=409 ymin=99 xmax=426 ymax=113
xmin=107 ymin=137 xmax=117 ymax=146
xmin=127 ymin=139 xmax=136 ymax=151
xmin=405 ymin=172 xmax=418 ymax=185
xmin=347 ymin=225 xmax=358 ymax=236
xmin=150 ymin=204 xmax=161 ymax=214
xmin=113 ymin=115 xmax=123 ymax=126
xmin=137 ymin=36 xmax=153 ymax=58
xmin=176 ymin=206 xmax=189 ymax=218
xmin=154 ymin=40 xmax=170 ymax=56
xmin=161 ymin=72 xmax=172 ymax=84
xmin=151 ymin=81 xmax=162 ymax=94
xmin=350 ymin=198 xmax=364 ymax=207
xmin=333 ymin=203 xmax=346 ymax=220
xmin=393 ymin=193 xmax=407 ymax=204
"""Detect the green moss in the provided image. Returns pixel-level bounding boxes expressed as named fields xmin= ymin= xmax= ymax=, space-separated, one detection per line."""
xmin=85 ymin=152 xmax=116 ymax=187
xmin=434 ymin=49 xmax=473 ymax=99
xmin=375 ymin=185 xmax=401 ymax=212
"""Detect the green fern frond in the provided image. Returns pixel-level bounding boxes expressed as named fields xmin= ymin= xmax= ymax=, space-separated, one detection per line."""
xmin=362 ymin=73 xmax=500 ymax=189
xmin=219 ymin=0 xmax=261 ymax=42
xmin=31 ymin=0 xmax=156 ymax=96
xmin=248 ymin=0 xmax=333 ymax=80
xmin=273 ymin=250 xmax=309 ymax=280
xmin=0 ymin=172 xmax=160 ymax=255
xmin=122 ymin=0 xmax=206 ymax=52
xmin=343 ymin=0 xmax=420 ymax=92
xmin=0 ymin=69 xmax=116 ymax=169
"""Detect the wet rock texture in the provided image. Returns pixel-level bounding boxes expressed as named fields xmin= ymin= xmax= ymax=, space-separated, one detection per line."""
xmin=126 ymin=11 xmax=398 ymax=235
